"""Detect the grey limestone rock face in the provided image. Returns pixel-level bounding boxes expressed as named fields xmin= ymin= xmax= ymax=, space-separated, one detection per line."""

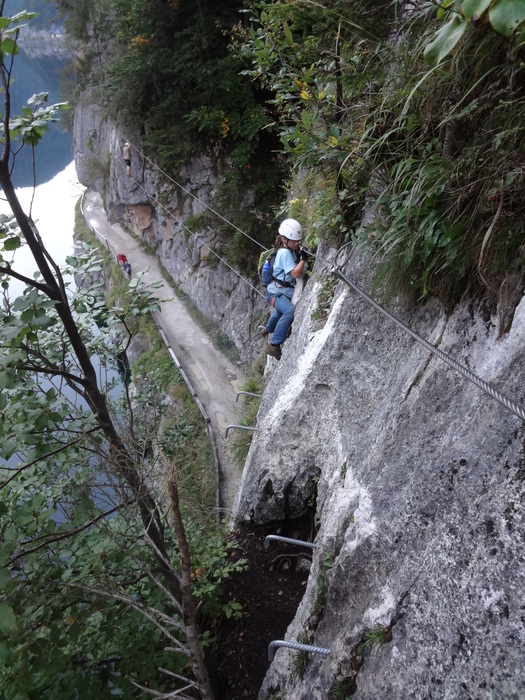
xmin=232 ymin=244 xmax=525 ymax=699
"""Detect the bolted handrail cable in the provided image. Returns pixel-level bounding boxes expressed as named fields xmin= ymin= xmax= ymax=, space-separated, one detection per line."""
xmin=331 ymin=255 xmax=525 ymax=422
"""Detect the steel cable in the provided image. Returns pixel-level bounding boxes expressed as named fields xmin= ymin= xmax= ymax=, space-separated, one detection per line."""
xmin=331 ymin=254 xmax=525 ymax=422
xmin=128 ymin=176 xmax=266 ymax=300
xmin=124 ymin=137 xmax=266 ymax=251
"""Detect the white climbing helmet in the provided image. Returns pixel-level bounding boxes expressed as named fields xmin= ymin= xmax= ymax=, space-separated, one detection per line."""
xmin=278 ymin=218 xmax=302 ymax=241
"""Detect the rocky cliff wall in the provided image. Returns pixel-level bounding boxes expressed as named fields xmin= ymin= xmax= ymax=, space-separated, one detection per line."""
xmin=74 ymin=92 xmax=525 ymax=698
xmin=232 ymin=241 xmax=525 ymax=699
xmin=72 ymin=90 xmax=266 ymax=366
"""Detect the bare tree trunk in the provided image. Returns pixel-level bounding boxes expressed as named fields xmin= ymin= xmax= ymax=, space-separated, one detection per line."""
xmin=169 ymin=475 xmax=215 ymax=700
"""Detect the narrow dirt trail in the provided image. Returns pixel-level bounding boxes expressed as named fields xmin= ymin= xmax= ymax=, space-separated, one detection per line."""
xmin=82 ymin=190 xmax=244 ymax=512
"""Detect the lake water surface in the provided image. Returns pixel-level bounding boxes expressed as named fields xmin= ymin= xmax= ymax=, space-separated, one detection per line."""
xmin=8 ymin=40 xmax=73 ymax=189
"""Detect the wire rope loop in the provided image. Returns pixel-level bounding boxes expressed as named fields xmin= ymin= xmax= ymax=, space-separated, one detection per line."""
xmin=334 ymin=240 xmax=355 ymax=269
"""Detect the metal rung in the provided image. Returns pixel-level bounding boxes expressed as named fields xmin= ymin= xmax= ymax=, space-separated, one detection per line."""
xmin=264 ymin=535 xmax=317 ymax=550
xmin=268 ymin=640 xmax=330 ymax=662
xmin=235 ymin=391 xmax=263 ymax=401
xmin=224 ymin=424 xmax=260 ymax=439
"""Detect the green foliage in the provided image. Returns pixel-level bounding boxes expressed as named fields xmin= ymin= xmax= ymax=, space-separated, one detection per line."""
xmin=291 ymin=632 xmax=311 ymax=680
xmin=282 ymin=168 xmax=352 ymax=249
xmin=0 ymin=500 xmax=185 ymax=698
xmin=424 ymin=0 xmax=525 ymax=67
xmin=1 ymin=8 xmax=255 ymax=696
xmin=184 ymin=212 xmax=209 ymax=233
xmin=0 ymin=235 xmax=241 ymax=695
xmin=311 ymin=274 xmax=338 ymax=322
xmin=312 ymin=573 xmax=327 ymax=615
xmin=56 ymin=0 xmax=288 ymax=289
xmin=328 ymin=674 xmax=357 ymax=700
xmin=163 ymin=410 xmax=216 ymax=517
xmin=1 ymin=208 xmax=226 ymax=699
xmin=62 ymin=0 xmax=276 ymax=171
xmin=230 ymin=422 xmax=258 ymax=465
xmin=83 ymin=152 xmax=109 ymax=184
xmin=0 ymin=10 xmax=70 ymax=156
xmin=235 ymin=1 xmax=391 ymax=170
xmin=187 ymin=526 xmax=248 ymax=622
xmin=57 ymin=0 xmax=525 ymax=314
xmin=0 ymin=471 xmax=244 ymax=696
xmin=7 ymin=92 xmax=69 ymax=147
xmin=0 ymin=9 xmax=37 ymax=54
xmin=214 ymin=329 xmax=238 ymax=360
xmin=359 ymin=25 xmax=525 ymax=304
xmin=237 ymin=1 xmax=525 ymax=311
xmin=242 ymin=374 xmax=265 ymax=396
xmin=322 ymin=552 xmax=335 ymax=571
xmin=223 ymin=228 xmax=258 ymax=276
xmin=356 ymin=626 xmax=392 ymax=656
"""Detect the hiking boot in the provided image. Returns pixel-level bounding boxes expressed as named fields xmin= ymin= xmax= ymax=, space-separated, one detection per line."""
xmin=257 ymin=325 xmax=268 ymax=337
xmin=265 ymin=343 xmax=281 ymax=361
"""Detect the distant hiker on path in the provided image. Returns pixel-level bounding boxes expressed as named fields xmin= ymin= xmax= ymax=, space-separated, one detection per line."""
xmin=263 ymin=218 xmax=307 ymax=361
xmin=117 ymin=253 xmax=131 ymax=276
xmin=122 ymin=142 xmax=131 ymax=176
xmin=117 ymin=253 xmax=132 ymax=277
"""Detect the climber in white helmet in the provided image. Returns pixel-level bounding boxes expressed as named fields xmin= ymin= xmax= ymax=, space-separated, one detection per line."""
xmin=262 ymin=218 xmax=308 ymax=361
xmin=122 ymin=141 xmax=131 ymax=176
